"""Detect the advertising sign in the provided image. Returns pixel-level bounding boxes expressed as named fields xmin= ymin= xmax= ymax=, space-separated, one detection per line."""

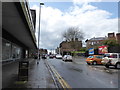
xmin=98 ymin=46 xmax=108 ymax=54
xmin=89 ymin=48 xmax=94 ymax=55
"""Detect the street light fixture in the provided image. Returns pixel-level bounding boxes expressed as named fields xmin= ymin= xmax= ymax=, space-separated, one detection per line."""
xmin=38 ymin=3 xmax=44 ymax=59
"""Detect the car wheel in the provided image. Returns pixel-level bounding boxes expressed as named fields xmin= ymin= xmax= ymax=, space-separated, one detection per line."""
xmin=105 ymin=64 xmax=109 ymax=68
xmin=87 ymin=63 xmax=90 ymax=65
xmin=115 ymin=63 xmax=120 ymax=69
xmin=92 ymin=61 xmax=97 ymax=65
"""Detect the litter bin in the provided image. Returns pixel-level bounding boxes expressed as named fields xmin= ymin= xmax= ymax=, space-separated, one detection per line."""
xmin=18 ymin=61 xmax=29 ymax=81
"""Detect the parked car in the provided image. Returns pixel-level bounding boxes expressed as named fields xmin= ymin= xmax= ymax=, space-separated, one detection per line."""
xmin=42 ymin=54 xmax=47 ymax=59
xmin=49 ymin=55 xmax=54 ymax=59
xmin=86 ymin=55 xmax=103 ymax=65
xmin=63 ymin=55 xmax=73 ymax=62
xmin=101 ymin=53 xmax=120 ymax=69
xmin=56 ymin=54 xmax=62 ymax=59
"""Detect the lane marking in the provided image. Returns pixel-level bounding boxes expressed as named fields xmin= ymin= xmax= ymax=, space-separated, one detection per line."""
xmin=46 ymin=60 xmax=72 ymax=89
xmin=51 ymin=66 xmax=72 ymax=89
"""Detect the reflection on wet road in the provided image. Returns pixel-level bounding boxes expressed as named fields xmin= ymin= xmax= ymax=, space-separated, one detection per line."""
xmin=47 ymin=57 xmax=118 ymax=88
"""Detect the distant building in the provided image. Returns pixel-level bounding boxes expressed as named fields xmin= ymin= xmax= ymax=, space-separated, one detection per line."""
xmin=39 ymin=49 xmax=48 ymax=55
xmin=108 ymin=32 xmax=116 ymax=39
xmin=85 ymin=37 xmax=107 ymax=50
xmin=85 ymin=32 xmax=120 ymax=54
xmin=59 ymin=38 xmax=82 ymax=55
xmin=107 ymin=32 xmax=120 ymax=44
xmin=116 ymin=33 xmax=120 ymax=45
xmin=107 ymin=32 xmax=120 ymax=53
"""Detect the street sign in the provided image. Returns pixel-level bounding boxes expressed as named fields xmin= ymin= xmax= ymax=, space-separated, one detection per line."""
xmin=89 ymin=48 xmax=94 ymax=55
xmin=98 ymin=46 xmax=108 ymax=54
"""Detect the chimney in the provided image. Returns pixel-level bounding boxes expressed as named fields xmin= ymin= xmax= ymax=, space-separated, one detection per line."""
xmin=108 ymin=32 xmax=115 ymax=38
xmin=71 ymin=38 xmax=74 ymax=41
xmin=75 ymin=38 xmax=78 ymax=41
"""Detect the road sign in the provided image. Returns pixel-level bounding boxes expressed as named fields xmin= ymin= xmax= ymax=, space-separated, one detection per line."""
xmin=89 ymin=48 xmax=94 ymax=55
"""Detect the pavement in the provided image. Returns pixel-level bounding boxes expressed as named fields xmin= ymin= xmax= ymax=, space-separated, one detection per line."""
xmin=2 ymin=58 xmax=57 ymax=89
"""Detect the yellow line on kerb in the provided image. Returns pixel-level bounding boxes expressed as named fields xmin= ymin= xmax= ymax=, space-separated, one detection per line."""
xmin=49 ymin=63 xmax=72 ymax=89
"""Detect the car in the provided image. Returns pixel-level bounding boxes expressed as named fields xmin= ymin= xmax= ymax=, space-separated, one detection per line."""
xmin=86 ymin=55 xmax=103 ymax=65
xmin=63 ymin=55 xmax=73 ymax=62
xmin=42 ymin=54 xmax=47 ymax=59
xmin=49 ymin=55 xmax=54 ymax=59
xmin=101 ymin=53 xmax=120 ymax=69
xmin=56 ymin=54 xmax=62 ymax=59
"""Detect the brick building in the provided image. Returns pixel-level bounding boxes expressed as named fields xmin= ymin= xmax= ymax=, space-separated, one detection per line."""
xmin=116 ymin=33 xmax=120 ymax=44
xmin=85 ymin=32 xmax=120 ymax=54
xmin=85 ymin=37 xmax=107 ymax=50
xmin=59 ymin=38 xmax=82 ymax=55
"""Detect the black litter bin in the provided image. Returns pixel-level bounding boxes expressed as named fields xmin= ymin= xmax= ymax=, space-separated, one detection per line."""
xmin=18 ymin=61 xmax=29 ymax=81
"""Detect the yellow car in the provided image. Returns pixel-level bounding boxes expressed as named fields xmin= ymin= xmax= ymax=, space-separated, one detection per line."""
xmin=86 ymin=55 xmax=103 ymax=65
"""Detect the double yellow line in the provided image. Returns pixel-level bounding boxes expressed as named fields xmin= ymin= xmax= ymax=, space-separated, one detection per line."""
xmin=47 ymin=61 xmax=72 ymax=89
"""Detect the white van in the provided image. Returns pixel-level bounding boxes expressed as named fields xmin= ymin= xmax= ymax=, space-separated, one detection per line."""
xmin=101 ymin=53 xmax=120 ymax=69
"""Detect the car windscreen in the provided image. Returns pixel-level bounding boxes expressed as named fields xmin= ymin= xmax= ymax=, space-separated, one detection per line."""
xmin=88 ymin=56 xmax=94 ymax=58
xmin=104 ymin=54 xmax=117 ymax=58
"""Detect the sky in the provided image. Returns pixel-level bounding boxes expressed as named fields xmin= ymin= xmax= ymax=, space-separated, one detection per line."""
xmin=29 ymin=1 xmax=118 ymax=51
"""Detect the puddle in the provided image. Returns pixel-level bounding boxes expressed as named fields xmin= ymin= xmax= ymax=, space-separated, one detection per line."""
xmin=70 ymin=68 xmax=83 ymax=72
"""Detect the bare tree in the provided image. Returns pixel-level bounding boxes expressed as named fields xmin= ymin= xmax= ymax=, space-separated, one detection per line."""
xmin=63 ymin=26 xmax=84 ymax=41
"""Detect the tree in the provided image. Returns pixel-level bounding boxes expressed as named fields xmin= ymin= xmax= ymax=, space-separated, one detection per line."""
xmin=102 ymin=39 xmax=119 ymax=47
xmin=63 ymin=26 xmax=84 ymax=41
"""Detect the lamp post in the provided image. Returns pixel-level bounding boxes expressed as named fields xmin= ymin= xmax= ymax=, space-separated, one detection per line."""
xmin=38 ymin=3 xmax=44 ymax=59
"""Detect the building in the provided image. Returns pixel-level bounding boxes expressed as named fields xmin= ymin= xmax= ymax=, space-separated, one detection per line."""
xmin=85 ymin=32 xmax=120 ymax=54
xmin=116 ymin=33 xmax=120 ymax=44
xmin=107 ymin=32 xmax=120 ymax=53
xmin=39 ymin=48 xmax=48 ymax=56
xmin=59 ymin=38 xmax=82 ymax=55
xmin=85 ymin=37 xmax=107 ymax=50
xmin=2 ymin=2 xmax=37 ymax=62
xmin=30 ymin=9 xmax=36 ymax=32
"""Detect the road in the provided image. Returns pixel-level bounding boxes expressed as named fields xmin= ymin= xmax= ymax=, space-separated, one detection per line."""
xmin=2 ymin=57 xmax=119 ymax=89
xmin=47 ymin=57 xmax=118 ymax=88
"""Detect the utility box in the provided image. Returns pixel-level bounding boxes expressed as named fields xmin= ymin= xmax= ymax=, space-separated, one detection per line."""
xmin=18 ymin=61 xmax=29 ymax=81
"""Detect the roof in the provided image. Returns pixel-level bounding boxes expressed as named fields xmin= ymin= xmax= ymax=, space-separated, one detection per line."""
xmin=89 ymin=37 xmax=107 ymax=41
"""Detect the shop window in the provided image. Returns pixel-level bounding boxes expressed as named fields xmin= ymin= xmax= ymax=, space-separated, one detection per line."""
xmin=2 ymin=38 xmax=22 ymax=61
xmin=12 ymin=44 xmax=21 ymax=59
xmin=2 ymin=39 xmax=11 ymax=61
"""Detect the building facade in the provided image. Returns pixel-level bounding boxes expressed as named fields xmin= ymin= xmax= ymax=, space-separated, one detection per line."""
xmin=85 ymin=37 xmax=107 ymax=50
xmin=2 ymin=1 xmax=37 ymax=62
xmin=59 ymin=38 xmax=82 ymax=55
xmin=85 ymin=32 xmax=120 ymax=54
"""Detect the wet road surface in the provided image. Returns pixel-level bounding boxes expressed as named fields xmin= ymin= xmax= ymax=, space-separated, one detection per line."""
xmin=47 ymin=57 xmax=118 ymax=88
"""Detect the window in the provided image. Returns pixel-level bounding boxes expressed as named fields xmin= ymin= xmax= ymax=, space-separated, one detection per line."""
xmin=88 ymin=56 xmax=94 ymax=58
xmin=2 ymin=39 xmax=11 ymax=60
xmin=104 ymin=54 xmax=117 ymax=58
xmin=2 ymin=38 xmax=22 ymax=61
xmin=112 ymin=54 xmax=117 ymax=58
xmin=12 ymin=44 xmax=22 ymax=59
xmin=96 ymin=56 xmax=103 ymax=59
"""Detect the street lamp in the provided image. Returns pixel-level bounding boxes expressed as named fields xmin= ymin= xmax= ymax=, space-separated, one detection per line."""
xmin=38 ymin=3 xmax=44 ymax=59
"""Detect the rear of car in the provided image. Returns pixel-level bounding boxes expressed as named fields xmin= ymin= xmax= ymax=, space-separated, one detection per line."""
xmin=101 ymin=53 xmax=120 ymax=69
xmin=63 ymin=55 xmax=73 ymax=62
xmin=56 ymin=54 xmax=62 ymax=59
xmin=86 ymin=55 xmax=103 ymax=65
xmin=42 ymin=54 xmax=47 ymax=59
xmin=49 ymin=55 xmax=54 ymax=59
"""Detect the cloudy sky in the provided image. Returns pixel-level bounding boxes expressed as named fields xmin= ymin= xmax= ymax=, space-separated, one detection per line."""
xmin=29 ymin=0 xmax=118 ymax=50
